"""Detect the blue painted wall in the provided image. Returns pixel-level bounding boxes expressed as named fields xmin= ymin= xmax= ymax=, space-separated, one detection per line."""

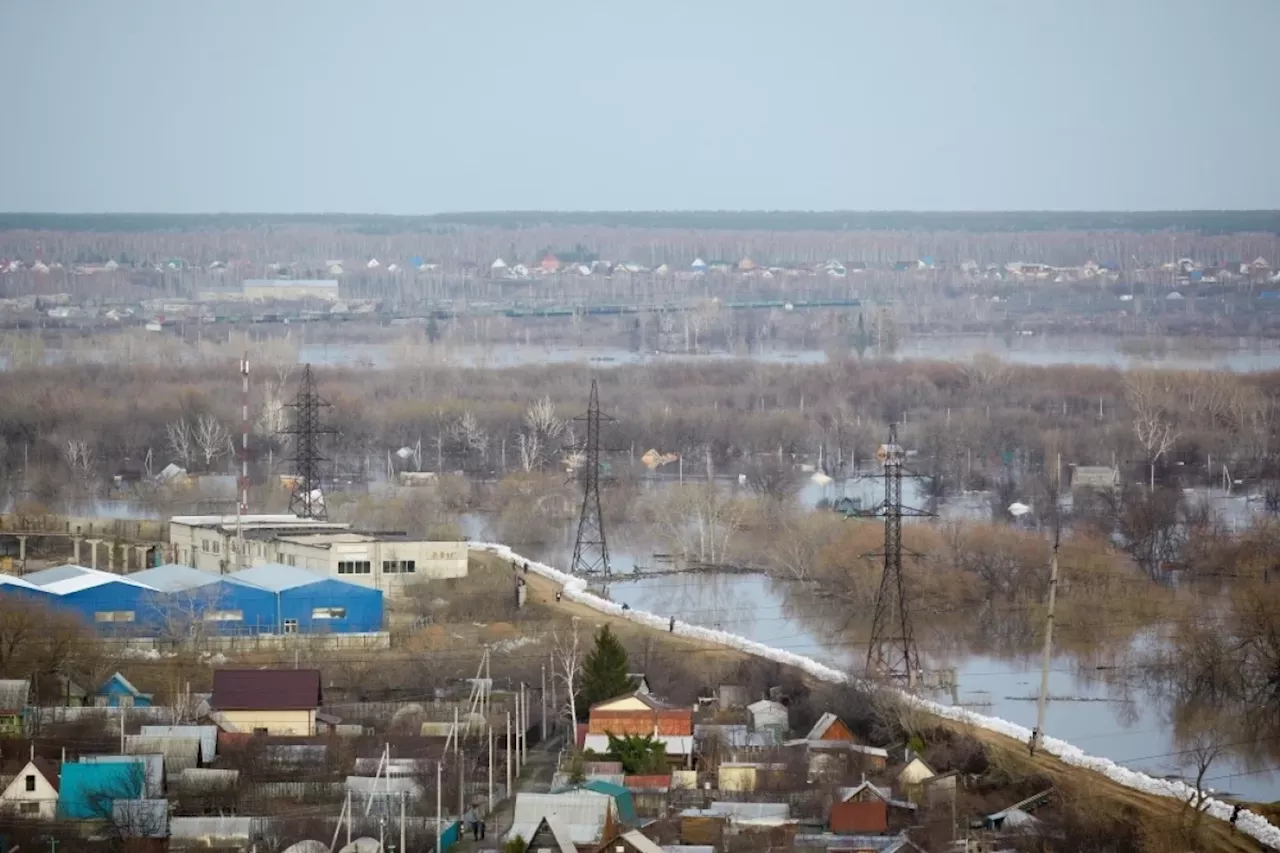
xmin=277 ymin=579 xmax=383 ymax=633
xmin=54 ymin=582 xmax=154 ymax=636
xmin=58 ymin=761 xmax=144 ymax=819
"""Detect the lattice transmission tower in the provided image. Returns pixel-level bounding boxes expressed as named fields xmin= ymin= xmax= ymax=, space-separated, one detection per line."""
xmin=281 ymin=364 xmax=337 ymax=519
xmin=570 ymin=379 xmax=615 ymax=582
xmin=856 ymin=423 xmax=933 ymax=687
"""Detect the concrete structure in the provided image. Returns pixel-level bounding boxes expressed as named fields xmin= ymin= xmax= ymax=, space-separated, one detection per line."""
xmin=168 ymin=515 xmax=467 ymax=594
xmin=0 ymin=758 xmax=60 ymax=819
xmin=211 ymin=668 xmax=323 ymax=735
xmin=241 ymin=279 xmax=339 ymax=302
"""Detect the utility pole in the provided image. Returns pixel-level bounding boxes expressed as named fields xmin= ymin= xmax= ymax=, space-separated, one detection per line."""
xmin=436 ymin=761 xmax=442 ymax=853
xmin=488 ymin=725 xmax=494 ymax=809
xmin=1035 ymin=454 xmax=1062 ymax=750
xmin=521 ymin=682 xmax=529 ymax=761
xmin=400 ymin=789 xmax=406 ymax=853
xmin=571 ymin=379 xmax=615 ymax=582
xmin=506 ymin=711 xmax=512 ymax=794
xmin=540 ymin=665 xmax=547 ymax=742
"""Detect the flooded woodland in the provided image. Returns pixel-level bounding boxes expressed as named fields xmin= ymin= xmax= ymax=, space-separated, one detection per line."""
xmin=2 ymin=317 xmax=1280 ymax=801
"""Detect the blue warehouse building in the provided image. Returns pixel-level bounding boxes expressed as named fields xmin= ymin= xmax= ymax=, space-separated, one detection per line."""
xmin=222 ymin=563 xmax=384 ymax=634
xmin=20 ymin=565 xmax=161 ymax=635
xmin=0 ymin=563 xmax=382 ymax=636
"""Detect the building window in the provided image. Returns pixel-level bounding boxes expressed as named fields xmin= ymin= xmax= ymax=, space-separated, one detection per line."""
xmin=382 ymin=560 xmax=416 ymax=574
xmin=287 ymin=555 xmax=297 ymax=566
xmin=283 ymin=619 xmax=298 ymax=634
xmin=19 ymin=802 xmax=39 ymax=814
xmin=94 ymin=611 xmax=135 ymax=623
xmin=338 ymin=560 xmax=371 ymax=575
xmin=203 ymin=610 xmax=244 ymax=622
xmin=25 ymin=774 xmax=35 ymax=792
xmin=312 ymin=607 xmax=346 ymax=620
xmin=212 ymin=541 xmax=220 ymax=554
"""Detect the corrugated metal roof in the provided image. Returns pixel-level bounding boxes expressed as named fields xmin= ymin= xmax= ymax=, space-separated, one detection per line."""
xmin=128 ymin=565 xmax=221 ymax=592
xmin=112 ymin=798 xmax=169 ymax=837
xmin=0 ymin=678 xmax=30 ymax=711
xmin=622 ymin=830 xmax=665 ymax=853
xmin=40 ymin=567 xmax=157 ymax=595
xmin=706 ymin=802 xmax=790 ymax=820
xmin=170 ymin=816 xmax=252 ymax=841
xmin=22 ymin=564 xmax=94 ymax=586
xmin=212 ymin=669 xmax=322 ymax=710
xmin=125 ymin=736 xmax=201 ymax=772
xmin=59 ymin=762 xmax=145 ymax=819
xmin=140 ymin=725 xmax=218 ymax=761
xmin=0 ymin=573 xmax=47 ymax=592
xmin=225 ymin=563 xmax=330 ymax=592
xmin=345 ymin=776 xmax=424 ymax=797
xmin=510 ymin=792 xmax=613 ymax=845
xmin=175 ymin=768 xmax=238 ymax=791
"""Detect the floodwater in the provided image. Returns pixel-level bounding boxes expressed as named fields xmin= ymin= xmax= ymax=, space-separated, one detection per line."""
xmin=595 ymin=568 xmax=1279 ymax=802
xmin=297 ymin=334 xmax=1280 ymax=373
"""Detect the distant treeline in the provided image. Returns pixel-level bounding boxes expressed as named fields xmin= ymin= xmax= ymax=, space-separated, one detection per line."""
xmin=2 ymin=210 xmax=1279 ymax=235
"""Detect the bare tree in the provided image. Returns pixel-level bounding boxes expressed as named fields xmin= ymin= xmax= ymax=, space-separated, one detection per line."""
xmin=63 ymin=439 xmax=96 ymax=490
xmin=1126 ymin=370 xmax=1179 ymax=465
xmin=454 ymin=410 xmax=488 ymax=467
xmin=553 ymin=619 xmax=584 ymax=727
xmin=193 ymin=414 xmax=232 ymax=471
xmin=515 ymin=432 xmax=542 ymax=473
xmin=166 ymin=419 xmax=194 ymax=467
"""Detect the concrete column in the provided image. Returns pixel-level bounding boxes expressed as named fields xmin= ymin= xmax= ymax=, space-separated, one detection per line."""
xmin=85 ymin=538 xmax=101 ymax=569
xmin=135 ymin=546 xmax=149 ymax=571
xmin=107 ymin=544 xmax=115 ymax=572
xmin=17 ymin=536 xmax=26 ymax=569
xmin=72 ymin=536 xmax=82 ymax=564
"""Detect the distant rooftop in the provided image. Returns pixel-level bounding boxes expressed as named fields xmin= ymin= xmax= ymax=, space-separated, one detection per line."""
xmin=171 ymin=514 xmax=349 ymax=532
xmin=24 ymin=564 xmax=157 ymax=595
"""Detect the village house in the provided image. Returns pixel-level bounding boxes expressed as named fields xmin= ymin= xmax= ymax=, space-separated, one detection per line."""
xmin=509 ymin=790 xmax=619 ymax=852
xmin=210 ymin=668 xmax=324 ymax=736
xmin=94 ymin=671 xmax=153 ymax=708
xmin=585 ymin=692 xmax=694 ymax=765
xmin=0 ymin=757 xmax=60 ymax=819
xmin=895 ymin=755 xmax=938 ymax=804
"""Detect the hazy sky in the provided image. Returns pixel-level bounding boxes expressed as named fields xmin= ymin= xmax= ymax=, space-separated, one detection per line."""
xmin=2 ymin=0 xmax=1278 ymax=213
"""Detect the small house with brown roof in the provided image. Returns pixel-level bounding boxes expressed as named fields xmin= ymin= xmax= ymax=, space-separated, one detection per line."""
xmin=0 ymin=757 xmax=60 ymax=819
xmin=585 ymin=692 xmax=694 ymax=763
xmin=210 ymin=669 xmax=322 ymax=736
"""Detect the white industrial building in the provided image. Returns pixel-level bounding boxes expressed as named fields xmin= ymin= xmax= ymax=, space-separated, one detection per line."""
xmin=168 ymin=515 xmax=467 ymax=594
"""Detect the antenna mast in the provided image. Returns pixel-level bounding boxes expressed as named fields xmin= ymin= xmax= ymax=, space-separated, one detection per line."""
xmin=281 ymin=364 xmax=337 ymax=519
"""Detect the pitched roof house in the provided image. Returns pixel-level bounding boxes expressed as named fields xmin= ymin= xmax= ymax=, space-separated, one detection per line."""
xmin=805 ymin=712 xmax=855 ymax=742
xmin=210 ymin=669 xmax=322 ymax=735
xmin=585 ymin=692 xmax=694 ymax=760
xmin=508 ymin=791 xmax=618 ymax=850
xmin=0 ymin=757 xmax=60 ymax=819
xmin=94 ymin=672 xmax=153 ymax=708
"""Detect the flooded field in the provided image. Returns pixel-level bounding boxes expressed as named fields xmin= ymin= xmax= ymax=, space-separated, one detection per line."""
xmin=294 ymin=334 xmax=1280 ymax=373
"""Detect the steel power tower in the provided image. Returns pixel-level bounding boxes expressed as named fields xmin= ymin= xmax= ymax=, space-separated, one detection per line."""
xmin=570 ymin=379 xmax=614 ymax=581
xmin=857 ymin=423 xmax=933 ymax=687
xmin=281 ymin=364 xmax=337 ymax=519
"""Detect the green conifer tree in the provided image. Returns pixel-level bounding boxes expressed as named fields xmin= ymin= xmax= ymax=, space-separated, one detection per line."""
xmin=578 ymin=626 xmax=634 ymax=716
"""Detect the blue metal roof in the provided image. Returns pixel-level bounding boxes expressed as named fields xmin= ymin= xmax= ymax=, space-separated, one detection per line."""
xmin=225 ymin=563 xmax=331 ymax=592
xmin=128 ymin=565 xmax=221 ymax=592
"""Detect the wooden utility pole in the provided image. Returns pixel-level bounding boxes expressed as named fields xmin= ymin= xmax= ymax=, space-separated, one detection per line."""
xmin=435 ymin=761 xmax=442 ymax=853
xmin=1035 ymin=454 xmax=1062 ymax=750
xmin=506 ymin=711 xmax=513 ymax=794
xmin=541 ymin=665 xmax=547 ymax=742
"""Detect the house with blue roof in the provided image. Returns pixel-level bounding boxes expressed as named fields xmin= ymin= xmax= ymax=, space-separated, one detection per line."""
xmin=58 ymin=761 xmax=145 ymax=820
xmin=94 ymin=672 xmax=153 ymax=708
